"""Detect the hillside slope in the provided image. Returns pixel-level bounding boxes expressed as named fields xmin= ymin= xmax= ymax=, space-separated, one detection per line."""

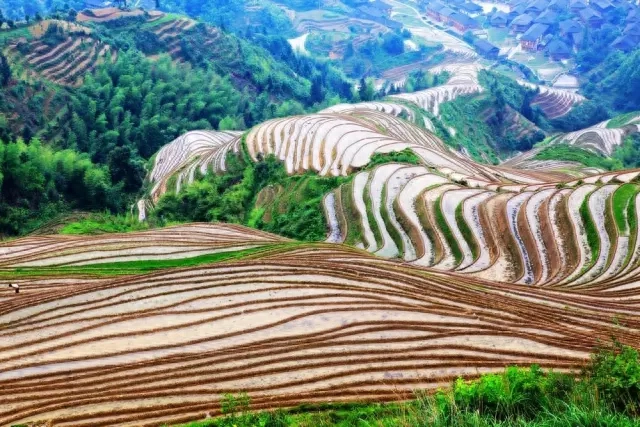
xmin=0 ymin=223 xmax=638 ymax=426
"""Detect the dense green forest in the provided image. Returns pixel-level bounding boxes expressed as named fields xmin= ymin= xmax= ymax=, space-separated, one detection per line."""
xmin=0 ymin=10 xmax=359 ymax=235
xmin=0 ymin=139 xmax=119 ymax=235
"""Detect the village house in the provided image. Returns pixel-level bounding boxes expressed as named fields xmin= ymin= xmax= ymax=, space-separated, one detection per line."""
xmin=624 ymin=21 xmax=640 ymax=42
xmin=439 ymin=7 xmax=457 ymax=24
xmin=548 ymin=0 xmax=569 ymax=12
xmin=535 ymin=9 xmax=558 ymax=25
xmin=450 ymin=12 xmax=480 ymax=31
xmin=590 ymin=0 xmax=615 ymax=15
xmin=546 ymin=38 xmax=572 ymax=59
xmin=458 ymin=2 xmax=484 ymax=16
xmin=612 ymin=33 xmax=638 ymax=51
xmin=508 ymin=4 xmax=527 ymax=21
xmin=526 ymin=0 xmax=550 ymax=15
xmin=579 ymin=7 xmax=604 ymax=28
xmin=521 ymin=22 xmax=549 ymax=50
xmin=474 ymin=39 xmax=500 ymax=58
xmin=510 ymin=13 xmax=534 ymax=32
xmin=559 ymin=19 xmax=584 ymax=36
xmin=490 ymin=11 xmax=510 ymax=27
xmin=570 ymin=0 xmax=588 ymax=14
xmin=426 ymin=2 xmax=445 ymax=20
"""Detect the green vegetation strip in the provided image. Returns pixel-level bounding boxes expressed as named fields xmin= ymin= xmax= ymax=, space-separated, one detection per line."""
xmin=0 ymin=244 xmax=299 ymax=278
xmin=612 ymin=184 xmax=638 ymax=236
xmin=534 ymin=144 xmax=619 ymax=170
xmin=579 ymin=194 xmax=600 ymax=271
xmin=181 ymin=343 xmax=640 ymax=427
xmin=607 ymin=111 xmax=640 ymax=128
xmin=434 ymin=196 xmax=463 ymax=265
xmin=456 ymin=203 xmax=479 ymax=260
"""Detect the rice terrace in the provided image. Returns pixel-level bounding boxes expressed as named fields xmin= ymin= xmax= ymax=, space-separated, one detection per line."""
xmin=1 ymin=0 xmax=640 ymax=426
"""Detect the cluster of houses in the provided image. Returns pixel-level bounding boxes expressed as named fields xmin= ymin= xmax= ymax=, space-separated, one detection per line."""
xmin=421 ymin=0 xmax=640 ymax=61
xmin=424 ymin=1 xmax=483 ymax=33
xmin=496 ymin=0 xmax=640 ymax=56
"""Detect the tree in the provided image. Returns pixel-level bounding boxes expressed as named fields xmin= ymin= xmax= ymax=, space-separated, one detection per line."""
xmin=0 ymin=53 xmax=12 ymax=87
xmin=310 ymin=75 xmax=324 ymax=104
xmin=382 ymin=32 xmax=404 ymax=55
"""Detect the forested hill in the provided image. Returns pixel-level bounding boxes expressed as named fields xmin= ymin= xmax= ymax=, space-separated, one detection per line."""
xmin=0 ymin=8 xmax=353 ymax=235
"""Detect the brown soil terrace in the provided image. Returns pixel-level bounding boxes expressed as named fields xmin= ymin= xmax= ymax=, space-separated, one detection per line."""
xmin=0 ymin=225 xmax=638 ymax=426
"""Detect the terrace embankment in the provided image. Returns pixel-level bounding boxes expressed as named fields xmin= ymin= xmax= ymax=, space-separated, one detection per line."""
xmin=0 ymin=231 xmax=638 ymax=426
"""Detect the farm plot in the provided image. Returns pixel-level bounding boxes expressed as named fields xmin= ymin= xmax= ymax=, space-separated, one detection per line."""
xmin=518 ymin=82 xmax=585 ymax=119
xmin=555 ymin=119 xmax=640 ymax=157
xmin=320 ymin=101 xmax=434 ymax=129
xmin=1 ymin=242 xmax=638 ymax=426
xmin=331 ymin=164 xmax=640 ymax=287
xmin=145 ymin=130 xmax=243 ymax=202
xmin=0 ymin=223 xmax=286 ymax=269
xmin=76 ymin=7 xmax=148 ymax=23
xmin=244 ymin=110 xmax=552 ymax=185
xmin=6 ymin=32 xmax=115 ymax=87
xmin=389 ymin=83 xmax=483 ymax=116
xmin=148 ymin=17 xmax=199 ymax=61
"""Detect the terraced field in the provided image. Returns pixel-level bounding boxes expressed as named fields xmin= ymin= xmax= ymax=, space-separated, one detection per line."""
xmin=389 ymin=64 xmax=482 ymax=116
xmin=147 ymin=17 xmax=198 ymax=61
xmin=555 ymin=118 xmax=640 ymax=156
xmin=330 ymin=161 xmax=640 ymax=286
xmin=1 ymin=224 xmax=638 ymax=426
xmin=146 ymin=130 xmax=243 ymax=204
xmin=6 ymin=31 xmax=116 ymax=87
xmin=7 ymin=46 xmax=633 ymax=424
xmin=518 ymin=81 xmax=585 ymax=119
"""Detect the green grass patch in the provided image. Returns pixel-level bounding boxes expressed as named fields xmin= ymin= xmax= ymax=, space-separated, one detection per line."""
xmin=363 ymin=149 xmax=421 ymax=170
xmin=379 ymin=187 xmax=405 ymax=257
xmin=607 ymin=111 xmax=640 ymax=128
xmin=60 ymin=214 xmax=152 ymax=235
xmin=580 ymin=192 xmax=600 ymax=270
xmin=612 ymin=184 xmax=638 ymax=236
xmin=340 ymin=183 xmax=364 ymax=246
xmin=434 ymin=195 xmax=462 ymax=265
xmin=256 ymin=173 xmax=348 ymax=242
xmin=534 ymin=144 xmax=620 ymax=170
xmin=363 ymin=181 xmax=383 ymax=249
xmin=0 ymin=26 xmax=32 ymax=45
xmin=0 ymin=244 xmax=294 ymax=278
xmin=456 ymin=202 xmax=478 ymax=261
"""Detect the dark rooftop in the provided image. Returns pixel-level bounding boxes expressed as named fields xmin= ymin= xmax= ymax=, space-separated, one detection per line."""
xmin=527 ymin=0 xmax=550 ymax=12
xmin=451 ymin=12 xmax=479 ymax=27
xmin=535 ymin=9 xmax=558 ymax=24
xmin=521 ymin=22 xmax=550 ymax=40
xmin=570 ymin=0 xmax=588 ymax=10
xmin=511 ymin=13 xmax=534 ymax=26
xmin=474 ymin=38 xmax=499 ymax=53
xmin=612 ymin=34 xmax=638 ymax=51
xmin=579 ymin=7 xmax=602 ymax=21
xmin=625 ymin=22 xmax=640 ymax=36
xmin=546 ymin=38 xmax=571 ymax=55
xmin=459 ymin=2 xmax=483 ymax=13
xmin=559 ymin=19 xmax=583 ymax=33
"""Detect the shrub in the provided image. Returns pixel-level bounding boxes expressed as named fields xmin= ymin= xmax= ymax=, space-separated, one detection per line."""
xmin=584 ymin=341 xmax=640 ymax=415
